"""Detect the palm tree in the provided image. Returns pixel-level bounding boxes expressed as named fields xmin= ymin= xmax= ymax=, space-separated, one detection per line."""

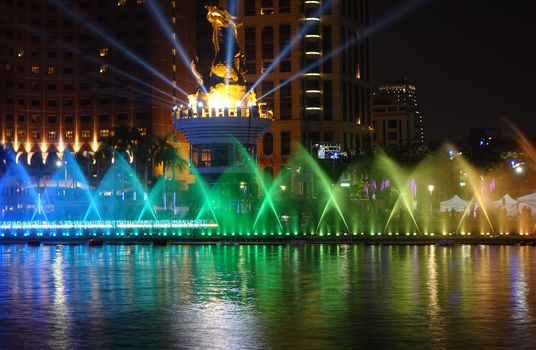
xmin=153 ymin=132 xmax=187 ymax=180
xmin=153 ymin=132 xmax=188 ymax=210
xmin=104 ymin=125 xmax=141 ymax=162
xmin=136 ymin=133 xmax=157 ymax=190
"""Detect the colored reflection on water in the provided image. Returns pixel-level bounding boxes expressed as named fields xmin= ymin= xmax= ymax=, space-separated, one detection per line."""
xmin=0 ymin=244 xmax=535 ymax=349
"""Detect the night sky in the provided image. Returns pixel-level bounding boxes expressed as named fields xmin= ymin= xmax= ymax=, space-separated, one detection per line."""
xmin=371 ymin=0 xmax=536 ymax=141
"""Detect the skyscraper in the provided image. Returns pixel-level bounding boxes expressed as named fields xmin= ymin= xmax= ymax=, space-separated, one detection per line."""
xmin=372 ymin=78 xmax=425 ymax=147
xmin=0 ymin=0 xmax=195 ymax=165
xmin=213 ymin=0 xmax=372 ymax=186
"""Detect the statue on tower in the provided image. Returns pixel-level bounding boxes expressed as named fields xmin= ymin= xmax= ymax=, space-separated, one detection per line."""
xmin=190 ymin=5 xmax=257 ymax=110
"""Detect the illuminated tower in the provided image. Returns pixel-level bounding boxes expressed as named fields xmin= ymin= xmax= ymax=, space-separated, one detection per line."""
xmin=173 ymin=6 xmax=273 ymax=185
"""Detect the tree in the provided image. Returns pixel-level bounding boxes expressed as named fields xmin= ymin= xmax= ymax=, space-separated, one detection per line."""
xmin=135 ymin=133 xmax=157 ymax=189
xmin=153 ymin=132 xmax=187 ymax=181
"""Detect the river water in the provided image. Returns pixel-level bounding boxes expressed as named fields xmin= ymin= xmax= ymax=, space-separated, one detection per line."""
xmin=0 ymin=244 xmax=535 ymax=349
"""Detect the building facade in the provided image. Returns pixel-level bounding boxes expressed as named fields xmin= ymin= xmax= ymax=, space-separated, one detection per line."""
xmin=372 ymin=79 xmax=425 ymax=147
xmin=0 ymin=0 xmax=195 ymax=165
xmin=215 ymin=0 xmax=372 ymax=186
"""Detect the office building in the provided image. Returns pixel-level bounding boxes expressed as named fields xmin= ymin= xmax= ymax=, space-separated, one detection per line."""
xmin=0 ymin=0 xmax=195 ymax=166
xmin=372 ymin=79 xmax=425 ymax=147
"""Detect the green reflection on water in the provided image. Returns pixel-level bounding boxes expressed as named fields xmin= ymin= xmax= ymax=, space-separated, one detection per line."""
xmin=1 ymin=244 xmax=536 ymax=349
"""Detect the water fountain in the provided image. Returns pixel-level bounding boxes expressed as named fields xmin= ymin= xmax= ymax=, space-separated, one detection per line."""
xmin=0 ymin=5 xmax=534 ymax=242
xmin=0 ymin=132 xmax=535 ymax=241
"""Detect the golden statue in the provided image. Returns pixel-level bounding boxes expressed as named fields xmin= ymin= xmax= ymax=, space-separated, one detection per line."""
xmin=189 ymin=5 xmax=257 ymax=110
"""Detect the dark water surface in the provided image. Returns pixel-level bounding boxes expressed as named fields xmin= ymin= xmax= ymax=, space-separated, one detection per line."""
xmin=1 ymin=244 xmax=535 ymax=349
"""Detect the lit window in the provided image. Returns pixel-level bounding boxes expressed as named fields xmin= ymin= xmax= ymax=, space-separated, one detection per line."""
xmin=137 ymin=0 xmax=144 ymax=3
xmin=99 ymin=48 xmax=109 ymax=57
xmin=31 ymin=130 xmax=40 ymax=140
xmin=171 ymin=1 xmax=175 ymax=8
xmin=138 ymin=128 xmax=147 ymax=136
xmin=48 ymin=131 xmax=57 ymax=140
xmin=81 ymin=130 xmax=91 ymax=139
xmin=17 ymin=49 xmax=24 ymax=58
xmin=172 ymin=64 xmax=176 ymax=72
xmin=117 ymin=0 xmax=126 ymax=6
xmin=31 ymin=66 xmax=40 ymax=74
xmin=99 ymin=65 xmax=108 ymax=73
xmin=99 ymin=129 xmax=110 ymax=138
xmin=47 ymin=66 xmax=55 ymax=75
xmin=171 ymin=16 xmax=176 ymax=24
xmin=171 ymin=48 xmax=176 ymax=56
xmin=65 ymin=130 xmax=74 ymax=139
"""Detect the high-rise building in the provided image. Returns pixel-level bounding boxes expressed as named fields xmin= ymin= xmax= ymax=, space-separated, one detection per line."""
xmin=372 ymin=79 xmax=425 ymax=147
xmin=213 ymin=0 xmax=373 ymax=184
xmin=0 ymin=0 xmax=195 ymax=165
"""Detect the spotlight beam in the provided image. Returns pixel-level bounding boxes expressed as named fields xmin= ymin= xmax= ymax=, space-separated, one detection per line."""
xmin=245 ymin=0 xmax=333 ymax=99
xmin=20 ymin=22 xmax=188 ymax=108
xmin=53 ymin=0 xmax=189 ymax=97
xmin=258 ymin=0 xmax=429 ymax=101
xmin=146 ymin=0 xmax=208 ymax=94
xmin=19 ymin=17 xmax=186 ymax=104
xmin=83 ymin=61 xmax=188 ymax=107
xmin=225 ymin=0 xmax=239 ymax=100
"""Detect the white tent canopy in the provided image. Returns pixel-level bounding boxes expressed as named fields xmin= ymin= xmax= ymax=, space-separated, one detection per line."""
xmin=440 ymin=195 xmax=469 ymax=212
xmin=518 ymin=192 xmax=536 ymax=213
xmin=518 ymin=192 xmax=536 ymax=203
xmin=491 ymin=194 xmax=518 ymax=217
